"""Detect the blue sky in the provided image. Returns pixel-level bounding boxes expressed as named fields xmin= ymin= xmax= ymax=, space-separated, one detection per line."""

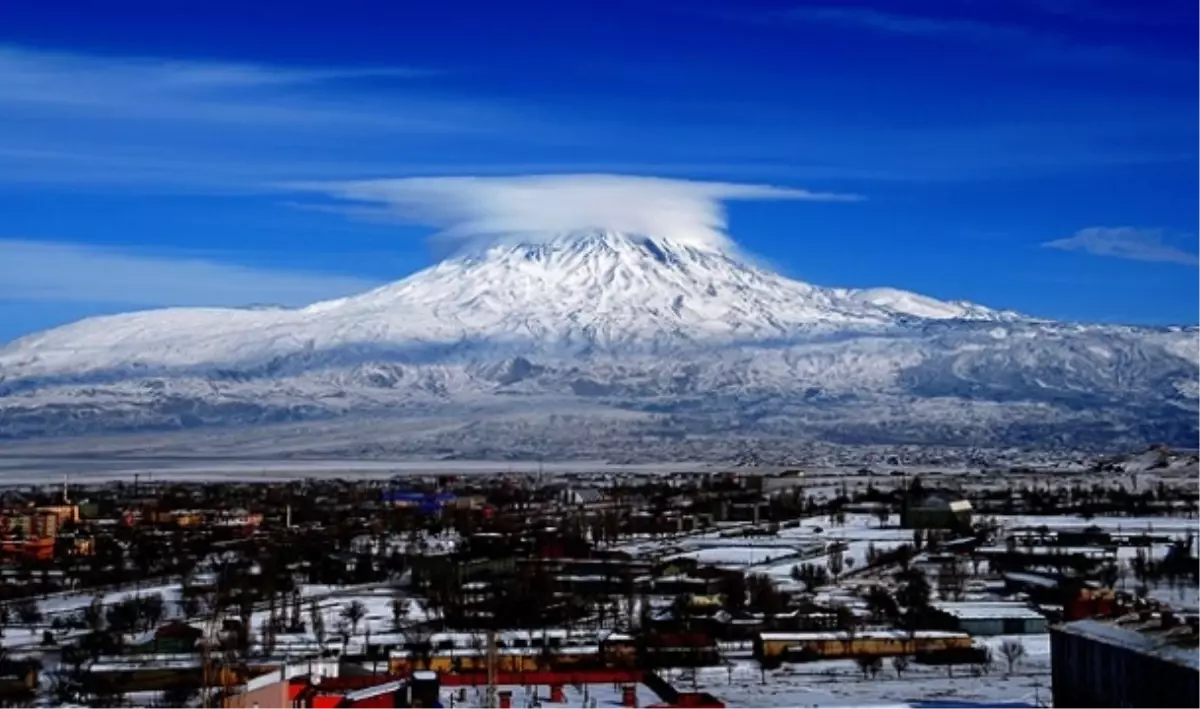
xmin=1 ymin=0 xmax=1196 ymax=342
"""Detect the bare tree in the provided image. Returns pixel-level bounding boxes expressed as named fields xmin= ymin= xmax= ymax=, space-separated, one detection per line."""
xmin=309 ymin=600 xmax=326 ymax=650
xmin=83 ymin=597 xmax=105 ymax=633
xmin=335 ymin=619 xmax=351 ymax=653
xmin=891 ymin=654 xmax=910 ymax=678
xmin=855 ymin=655 xmax=882 ymax=679
xmin=390 ymin=597 xmax=408 ymax=632
xmin=341 ymin=600 xmax=368 ymax=636
xmin=974 ymin=646 xmax=995 ymax=677
xmin=261 ymin=619 xmax=277 ymax=656
xmin=999 ymin=639 xmax=1026 ymax=674
xmin=937 ymin=558 xmax=967 ymax=601
xmin=12 ymin=599 xmax=42 ymax=629
xmin=835 ymin=606 xmax=860 ymax=658
xmin=827 ymin=545 xmax=845 ymax=581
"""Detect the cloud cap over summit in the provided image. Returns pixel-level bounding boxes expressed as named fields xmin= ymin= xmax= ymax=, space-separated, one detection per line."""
xmin=294 ymin=174 xmax=862 ymax=255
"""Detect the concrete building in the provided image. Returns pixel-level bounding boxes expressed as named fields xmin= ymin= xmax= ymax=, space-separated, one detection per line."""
xmin=1050 ymin=613 xmax=1199 ymax=708
xmin=930 ymin=602 xmax=1048 ymax=636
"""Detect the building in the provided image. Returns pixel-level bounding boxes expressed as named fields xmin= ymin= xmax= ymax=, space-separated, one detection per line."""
xmin=124 ymin=621 xmax=204 ymax=655
xmin=1050 ymin=612 xmax=1200 ymax=708
xmin=154 ymin=509 xmax=204 ymax=527
xmin=383 ymin=491 xmax=457 ymax=515
xmin=0 ymin=658 xmax=39 ymax=706
xmin=740 ymin=470 xmax=805 ymax=494
xmin=930 ymin=602 xmax=1048 ymax=636
xmin=222 ymin=659 xmax=341 ymax=708
xmin=0 ymin=504 xmax=82 ymax=560
xmin=0 ymin=504 xmax=79 ymax=538
xmin=901 ymin=490 xmax=972 ymax=530
xmin=559 ymin=487 xmax=604 ymax=506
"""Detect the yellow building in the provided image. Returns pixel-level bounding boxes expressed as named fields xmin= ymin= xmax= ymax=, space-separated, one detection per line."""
xmin=756 ymin=630 xmax=973 ymax=662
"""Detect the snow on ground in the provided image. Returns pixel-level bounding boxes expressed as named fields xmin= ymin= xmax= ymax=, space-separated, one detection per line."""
xmin=631 ymin=514 xmax=911 ymax=573
xmin=993 ymin=514 xmax=1198 ymax=537
xmin=666 ymin=546 xmax=799 ymax=568
xmin=669 ymin=651 xmax=1049 ymax=709
xmin=1115 ymin=576 xmax=1200 ymax=611
xmin=0 ymin=627 xmax=39 ymax=649
xmin=990 ymin=513 xmax=1199 ymax=612
xmin=439 ymin=681 xmax=661 ymax=709
xmin=37 ymin=583 xmax=183 ymax=616
xmin=258 ymin=587 xmax=424 ymax=654
xmin=430 ymin=649 xmax=1049 ymax=709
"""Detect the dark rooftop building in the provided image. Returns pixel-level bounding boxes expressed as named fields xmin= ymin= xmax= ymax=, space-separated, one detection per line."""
xmin=900 ymin=489 xmax=972 ymax=531
xmin=1050 ymin=612 xmax=1199 ymax=708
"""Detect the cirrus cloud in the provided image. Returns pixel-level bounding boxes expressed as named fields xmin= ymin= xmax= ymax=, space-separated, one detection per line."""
xmin=1042 ymin=227 xmax=1199 ymax=266
xmin=0 ymin=239 xmax=379 ymax=307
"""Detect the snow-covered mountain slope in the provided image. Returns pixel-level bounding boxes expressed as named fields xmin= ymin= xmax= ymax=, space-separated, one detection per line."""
xmin=0 ymin=230 xmax=1020 ymax=377
xmin=0 ymin=230 xmax=1195 ymax=450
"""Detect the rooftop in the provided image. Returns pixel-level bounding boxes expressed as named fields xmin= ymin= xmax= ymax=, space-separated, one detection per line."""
xmin=1055 ymin=616 xmax=1200 ymax=671
xmin=931 ymin=602 xmax=1047 ymax=621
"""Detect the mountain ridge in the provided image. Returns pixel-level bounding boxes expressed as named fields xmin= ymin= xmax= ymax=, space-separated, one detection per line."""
xmin=0 ymin=229 xmax=1195 ymax=450
xmin=0 ymin=230 xmax=1021 ymax=372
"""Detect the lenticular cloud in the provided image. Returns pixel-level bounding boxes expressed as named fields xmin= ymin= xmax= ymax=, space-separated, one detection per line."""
xmin=298 ymin=174 xmax=861 ymax=255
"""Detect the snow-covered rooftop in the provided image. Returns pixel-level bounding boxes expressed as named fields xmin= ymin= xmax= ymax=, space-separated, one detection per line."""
xmin=931 ymin=602 xmax=1046 ymax=621
xmin=1056 ymin=618 xmax=1200 ymax=671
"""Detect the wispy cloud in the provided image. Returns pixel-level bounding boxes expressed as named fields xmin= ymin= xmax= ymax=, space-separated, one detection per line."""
xmin=291 ymin=174 xmax=862 ymax=255
xmin=786 ymin=6 xmax=1025 ymax=41
xmin=0 ymin=45 xmax=437 ymax=123
xmin=0 ymin=239 xmax=379 ymax=306
xmin=0 ymin=45 xmax=535 ymax=187
xmin=773 ymin=4 xmax=1187 ymax=69
xmin=1002 ymin=0 xmax=1191 ymax=27
xmin=1042 ymin=227 xmax=1199 ymax=266
xmin=0 ymin=41 xmax=1187 ymax=191
xmin=0 ymin=45 xmax=431 ymax=93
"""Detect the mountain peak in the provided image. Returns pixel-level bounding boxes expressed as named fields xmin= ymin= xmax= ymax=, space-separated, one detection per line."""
xmin=454 ymin=228 xmax=733 ymax=263
xmin=0 ymin=227 xmax=1027 ymax=382
xmin=0 ymin=222 xmax=1193 ymax=449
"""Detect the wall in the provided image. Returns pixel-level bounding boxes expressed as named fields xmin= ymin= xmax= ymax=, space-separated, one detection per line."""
xmin=954 ymin=616 xmax=1047 ymax=636
xmin=1050 ymin=627 xmax=1199 ymax=708
xmin=958 ymin=618 xmax=1005 ymax=636
xmin=223 ymin=680 xmax=289 ymax=709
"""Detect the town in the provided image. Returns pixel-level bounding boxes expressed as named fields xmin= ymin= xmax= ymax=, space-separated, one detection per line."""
xmin=1 ymin=447 xmax=1197 ymax=709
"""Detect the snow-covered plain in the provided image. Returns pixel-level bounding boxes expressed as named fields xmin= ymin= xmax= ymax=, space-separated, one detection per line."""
xmin=671 ymin=650 xmax=1049 ymax=709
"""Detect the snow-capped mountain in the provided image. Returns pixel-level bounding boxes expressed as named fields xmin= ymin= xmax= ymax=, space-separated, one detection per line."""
xmin=1 ymin=229 xmax=1195 ymax=450
xmin=1 ymin=230 xmax=1020 ymax=376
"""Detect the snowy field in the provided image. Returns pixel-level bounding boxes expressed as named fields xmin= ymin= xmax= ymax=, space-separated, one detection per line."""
xmin=432 ymin=643 xmax=1050 ymax=709
xmin=0 ymin=455 xmax=722 ymax=485
xmin=0 ymin=582 xmax=380 ymax=651
xmin=992 ymin=514 xmax=1199 ymax=537
xmin=655 ymin=633 xmax=1051 ymax=709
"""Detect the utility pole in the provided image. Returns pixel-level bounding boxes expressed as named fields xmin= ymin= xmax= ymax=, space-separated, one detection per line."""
xmin=485 ymin=628 xmax=498 ymax=709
